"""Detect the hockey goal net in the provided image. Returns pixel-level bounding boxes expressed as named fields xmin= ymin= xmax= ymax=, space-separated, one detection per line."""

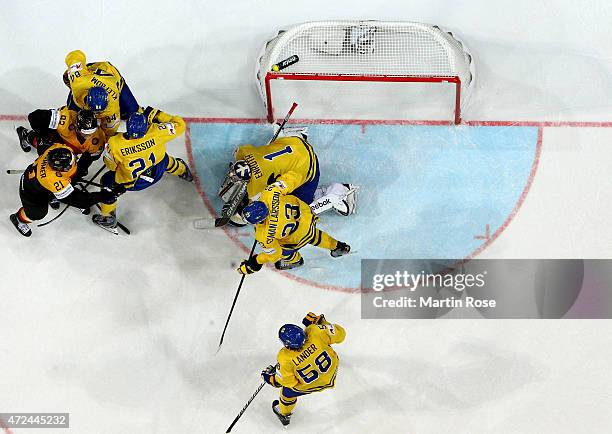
xmin=256 ymin=21 xmax=475 ymax=124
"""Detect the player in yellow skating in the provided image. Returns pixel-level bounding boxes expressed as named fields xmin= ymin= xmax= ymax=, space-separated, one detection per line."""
xmin=220 ymin=127 xmax=357 ymax=226
xmin=235 ymin=188 xmax=350 ymax=273
xmin=63 ymin=50 xmax=140 ymax=137
xmin=261 ymin=313 xmax=346 ymax=426
xmin=91 ymin=107 xmax=193 ymax=233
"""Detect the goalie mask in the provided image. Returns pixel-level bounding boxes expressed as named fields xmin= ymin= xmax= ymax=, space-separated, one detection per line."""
xmin=232 ymin=160 xmax=251 ymax=180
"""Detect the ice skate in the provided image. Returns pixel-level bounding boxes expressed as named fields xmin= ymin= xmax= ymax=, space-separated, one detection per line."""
xmin=275 ymin=257 xmax=305 ymax=270
xmin=330 ymin=241 xmax=350 ymax=258
xmin=92 ymin=212 xmax=119 ymax=235
xmin=272 ymin=400 xmax=291 ymax=426
xmin=10 ymin=213 xmax=32 ymax=237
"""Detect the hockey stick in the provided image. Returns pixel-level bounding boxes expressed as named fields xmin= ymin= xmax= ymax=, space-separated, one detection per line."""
xmin=217 ymin=239 xmax=258 ymax=351
xmin=225 ymin=381 xmax=266 ymax=433
xmin=212 ymin=102 xmax=299 ymax=229
xmin=38 ymin=166 xmax=105 ymax=228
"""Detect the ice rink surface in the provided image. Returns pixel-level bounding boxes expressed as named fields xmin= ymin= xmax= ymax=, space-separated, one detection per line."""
xmin=1 ymin=1 xmax=612 ymax=433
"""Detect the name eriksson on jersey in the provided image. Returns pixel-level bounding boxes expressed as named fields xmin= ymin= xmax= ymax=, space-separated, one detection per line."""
xmin=120 ymin=138 xmax=156 ymax=157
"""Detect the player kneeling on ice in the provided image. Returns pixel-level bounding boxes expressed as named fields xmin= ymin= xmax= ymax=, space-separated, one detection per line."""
xmin=236 ymin=190 xmax=350 ymax=273
xmin=92 ymin=108 xmax=193 ymax=233
xmin=261 ymin=313 xmax=346 ymax=426
xmin=9 ymin=143 xmax=121 ymax=237
xmin=219 ymin=126 xmax=357 ymax=226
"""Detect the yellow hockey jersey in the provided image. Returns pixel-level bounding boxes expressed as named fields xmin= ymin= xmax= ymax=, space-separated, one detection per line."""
xmin=234 ymin=136 xmax=317 ymax=200
xmin=23 ymin=143 xmax=77 ymax=199
xmin=102 ymin=111 xmax=186 ymax=186
xmin=64 ymin=50 xmax=124 ymax=136
xmin=275 ymin=323 xmax=346 ymax=393
xmin=48 ymin=106 xmax=105 ymax=156
xmin=253 ymin=190 xmax=317 ymax=265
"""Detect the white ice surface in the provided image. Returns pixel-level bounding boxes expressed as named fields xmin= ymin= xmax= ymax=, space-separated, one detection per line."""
xmin=1 ymin=1 xmax=612 ymax=433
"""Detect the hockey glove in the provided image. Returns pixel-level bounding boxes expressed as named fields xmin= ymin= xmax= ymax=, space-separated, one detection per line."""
xmin=302 ymin=312 xmax=327 ymax=327
xmin=261 ymin=364 xmax=280 ymax=387
xmin=142 ymin=106 xmax=160 ymax=125
xmin=111 ymin=183 xmax=127 ymax=196
xmin=237 ymin=255 xmax=263 ymax=275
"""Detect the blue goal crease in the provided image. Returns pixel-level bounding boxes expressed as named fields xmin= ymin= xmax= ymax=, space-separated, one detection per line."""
xmin=189 ymin=122 xmax=538 ymax=289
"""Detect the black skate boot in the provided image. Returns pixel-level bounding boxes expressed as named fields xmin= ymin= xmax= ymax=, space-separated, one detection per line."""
xmin=176 ymin=158 xmax=194 ymax=182
xmin=10 ymin=213 xmax=32 ymax=237
xmin=272 ymin=400 xmax=291 ymax=426
xmin=92 ymin=212 xmax=118 ymax=235
xmin=49 ymin=198 xmax=61 ymax=210
xmin=15 ymin=126 xmax=32 ymax=152
xmin=330 ymin=241 xmax=351 ymax=258
xmin=275 ymin=257 xmax=304 ymax=270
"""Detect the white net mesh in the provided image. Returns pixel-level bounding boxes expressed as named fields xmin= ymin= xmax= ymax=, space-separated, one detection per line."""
xmin=256 ymin=21 xmax=475 ymax=122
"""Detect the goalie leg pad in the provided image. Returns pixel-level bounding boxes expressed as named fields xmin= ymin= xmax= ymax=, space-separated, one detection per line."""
xmin=310 ymin=183 xmax=358 ymax=215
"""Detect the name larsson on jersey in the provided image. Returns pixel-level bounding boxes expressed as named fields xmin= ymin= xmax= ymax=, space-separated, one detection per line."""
xmin=265 ymin=191 xmax=281 ymax=244
xmin=120 ymin=138 xmax=156 ymax=157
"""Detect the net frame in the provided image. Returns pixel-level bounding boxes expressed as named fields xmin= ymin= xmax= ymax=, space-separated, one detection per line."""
xmin=256 ymin=20 xmax=475 ymax=124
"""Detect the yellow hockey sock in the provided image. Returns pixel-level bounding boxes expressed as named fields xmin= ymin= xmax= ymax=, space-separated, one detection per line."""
xmin=165 ymin=155 xmax=187 ymax=177
xmin=309 ymin=228 xmax=338 ymax=250
xmin=279 ymin=396 xmax=297 ymax=415
xmin=100 ymin=202 xmax=117 ymax=216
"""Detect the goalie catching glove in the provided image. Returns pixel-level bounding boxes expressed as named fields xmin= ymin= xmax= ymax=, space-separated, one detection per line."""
xmin=261 ymin=364 xmax=280 ymax=387
xmin=237 ymin=255 xmax=263 ymax=275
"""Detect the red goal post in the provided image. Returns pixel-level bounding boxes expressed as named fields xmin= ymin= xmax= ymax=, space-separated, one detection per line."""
xmin=256 ymin=21 xmax=475 ymax=124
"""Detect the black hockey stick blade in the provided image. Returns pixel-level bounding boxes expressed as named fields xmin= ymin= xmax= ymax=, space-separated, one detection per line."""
xmin=214 ymin=217 xmax=230 ymax=227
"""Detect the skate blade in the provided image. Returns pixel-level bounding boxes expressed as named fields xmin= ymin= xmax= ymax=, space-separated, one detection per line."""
xmin=95 ymin=224 xmax=119 ymax=235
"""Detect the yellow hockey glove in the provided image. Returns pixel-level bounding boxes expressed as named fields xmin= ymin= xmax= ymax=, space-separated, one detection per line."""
xmin=302 ymin=312 xmax=328 ymax=326
xmin=237 ymin=255 xmax=263 ymax=275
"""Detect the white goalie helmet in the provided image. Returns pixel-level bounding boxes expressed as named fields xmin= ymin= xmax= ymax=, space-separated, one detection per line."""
xmin=233 ymin=160 xmax=252 ymax=180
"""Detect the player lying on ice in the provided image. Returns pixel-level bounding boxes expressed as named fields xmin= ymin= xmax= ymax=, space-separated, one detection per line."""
xmin=219 ymin=125 xmax=357 ymax=227
xmin=261 ymin=312 xmax=346 ymax=426
xmin=236 ymin=186 xmax=351 ymax=273
xmin=63 ymin=49 xmax=140 ymax=138
xmin=16 ymin=107 xmax=105 ymax=183
xmin=91 ymin=107 xmax=193 ymax=234
xmin=9 ymin=142 xmax=121 ymax=237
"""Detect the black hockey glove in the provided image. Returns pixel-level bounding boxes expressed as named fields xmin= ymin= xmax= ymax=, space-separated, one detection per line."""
xmin=261 ymin=364 xmax=280 ymax=387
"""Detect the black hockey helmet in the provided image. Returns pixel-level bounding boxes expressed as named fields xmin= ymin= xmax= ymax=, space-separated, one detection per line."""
xmin=77 ymin=110 xmax=98 ymax=135
xmin=47 ymin=147 xmax=75 ymax=172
